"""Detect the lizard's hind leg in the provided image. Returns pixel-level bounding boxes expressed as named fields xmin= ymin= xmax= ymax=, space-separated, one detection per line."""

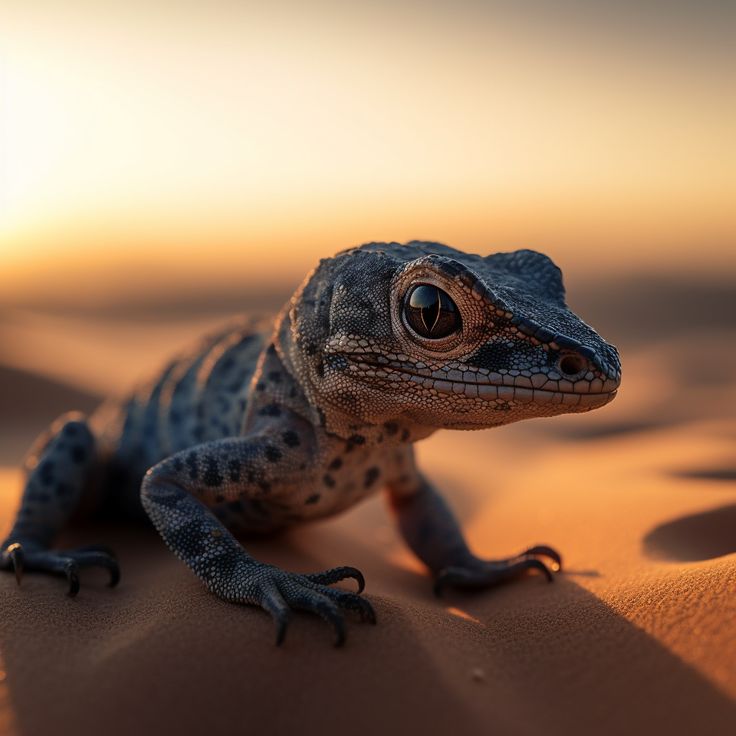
xmin=0 ymin=412 xmax=119 ymax=595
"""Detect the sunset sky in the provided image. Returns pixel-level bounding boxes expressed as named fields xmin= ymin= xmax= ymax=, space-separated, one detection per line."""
xmin=1 ymin=1 xmax=734 ymax=307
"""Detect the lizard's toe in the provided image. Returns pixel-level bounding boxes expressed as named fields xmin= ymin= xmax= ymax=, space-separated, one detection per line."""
xmin=260 ymin=583 xmax=292 ymax=646
xmin=434 ymin=555 xmax=556 ymax=597
xmin=240 ymin=564 xmax=374 ymax=646
xmin=282 ymin=586 xmax=347 ymax=647
xmin=512 ymin=545 xmax=562 ymax=571
xmin=309 ymin=583 xmax=377 ymax=624
xmin=65 ymin=549 xmax=121 ymax=587
xmin=70 ymin=543 xmax=118 ymax=559
xmin=1 ymin=542 xmax=120 ymax=594
xmin=303 ymin=565 xmax=365 ymax=593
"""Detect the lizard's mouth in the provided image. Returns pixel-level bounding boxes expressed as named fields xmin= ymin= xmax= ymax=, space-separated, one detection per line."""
xmin=342 ymin=356 xmax=619 ymax=409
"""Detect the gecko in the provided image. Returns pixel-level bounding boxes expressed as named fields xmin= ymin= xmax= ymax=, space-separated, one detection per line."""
xmin=1 ymin=241 xmax=621 ymax=645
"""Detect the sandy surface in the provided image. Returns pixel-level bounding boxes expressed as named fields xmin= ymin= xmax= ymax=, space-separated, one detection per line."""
xmin=0 ymin=294 xmax=734 ymax=736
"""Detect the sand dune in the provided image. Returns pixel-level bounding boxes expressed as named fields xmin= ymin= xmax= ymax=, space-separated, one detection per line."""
xmin=0 ymin=297 xmax=734 ymax=736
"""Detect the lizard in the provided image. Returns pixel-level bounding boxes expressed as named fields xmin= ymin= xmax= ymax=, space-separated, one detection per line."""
xmin=0 ymin=241 xmax=621 ymax=646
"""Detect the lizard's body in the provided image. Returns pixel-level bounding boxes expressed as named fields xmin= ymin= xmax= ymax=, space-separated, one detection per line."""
xmin=1 ymin=241 xmax=621 ymax=644
xmin=92 ymin=318 xmax=411 ymax=530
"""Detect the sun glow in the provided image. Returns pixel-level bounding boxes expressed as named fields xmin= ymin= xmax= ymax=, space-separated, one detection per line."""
xmin=1 ymin=1 xmax=734 ymax=307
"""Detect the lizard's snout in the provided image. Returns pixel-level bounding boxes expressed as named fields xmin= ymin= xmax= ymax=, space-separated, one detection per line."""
xmin=554 ymin=350 xmax=621 ymax=396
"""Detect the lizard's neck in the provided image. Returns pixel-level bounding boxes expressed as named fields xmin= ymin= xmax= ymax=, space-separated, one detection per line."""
xmin=312 ymin=403 xmax=437 ymax=446
xmin=274 ymin=306 xmax=436 ymax=444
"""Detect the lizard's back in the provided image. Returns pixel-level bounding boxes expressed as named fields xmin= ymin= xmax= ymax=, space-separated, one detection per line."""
xmin=91 ymin=317 xmax=269 ymax=516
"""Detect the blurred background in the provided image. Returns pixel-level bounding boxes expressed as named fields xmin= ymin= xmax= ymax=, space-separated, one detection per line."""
xmin=0 ymin=0 xmax=734 ymax=457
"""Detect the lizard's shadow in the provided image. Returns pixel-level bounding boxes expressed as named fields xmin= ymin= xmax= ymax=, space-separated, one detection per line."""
xmin=433 ymin=575 xmax=735 ymax=735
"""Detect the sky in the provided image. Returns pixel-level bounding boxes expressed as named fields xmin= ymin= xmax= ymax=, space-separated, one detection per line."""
xmin=0 ymin=0 xmax=734 ymax=308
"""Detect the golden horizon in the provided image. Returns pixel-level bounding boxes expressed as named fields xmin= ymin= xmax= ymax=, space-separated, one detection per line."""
xmin=1 ymin=1 xmax=734 ymax=305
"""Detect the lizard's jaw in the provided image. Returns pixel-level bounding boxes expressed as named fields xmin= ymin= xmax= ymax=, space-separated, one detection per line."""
xmin=425 ymin=379 xmax=618 ymax=411
xmin=343 ymin=356 xmax=619 ymax=406
xmin=410 ymin=376 xmax=619 ymax=411
xmin=329 ymin=353 xmax=620 ymax=429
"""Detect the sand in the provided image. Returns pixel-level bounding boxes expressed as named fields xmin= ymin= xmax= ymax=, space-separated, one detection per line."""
xmin=0 ymin=288 xmax=734 ymax=736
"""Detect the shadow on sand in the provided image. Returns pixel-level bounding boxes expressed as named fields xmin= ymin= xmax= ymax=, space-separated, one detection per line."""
xmin=643 ymin=504 xmax=736 ymax=562
xmin=672 ymin=467 xmax=736 ymax=483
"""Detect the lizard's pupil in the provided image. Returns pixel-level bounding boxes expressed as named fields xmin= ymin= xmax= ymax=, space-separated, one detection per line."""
xmin=404 ymin=284 xmax=461 ymax=339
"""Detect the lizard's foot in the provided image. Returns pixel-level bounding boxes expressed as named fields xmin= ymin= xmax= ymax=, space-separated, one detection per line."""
xmin=0 ymin=541 xmax=120 ymax=596
xmin=433 ymin=545 xmax=562 ymax=597
xmin=217 ymin=561 xmax=375 ymax=647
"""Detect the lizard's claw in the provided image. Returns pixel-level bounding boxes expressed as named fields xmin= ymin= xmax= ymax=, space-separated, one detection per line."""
xmin=302 ymin=566 xmax=365 ymax=593
xmin=0 ymin=542 xmax=120 ymax=594
xmin=227 ymin=563 xmax=375 ymax=647
xmin=7 ymin=543 xmax=24 ymax=585
xmin=514 ymin=545 xmax=562 ymax=570
xmin=65 ymin=561 xmax=80 ymax=597
xmin=433 ymin=545 xmax=562 ymax=597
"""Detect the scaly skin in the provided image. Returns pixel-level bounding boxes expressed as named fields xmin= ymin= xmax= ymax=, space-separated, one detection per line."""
xmin=1 ymin=241 xmax=621 ymax=645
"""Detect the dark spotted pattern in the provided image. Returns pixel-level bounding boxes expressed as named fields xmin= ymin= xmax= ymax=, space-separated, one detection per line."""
xmin=227 ymin=459 xmax=241 ymax=483
xmin=282 ymin=431 xmax=300 ymax=447
xmin=364 ymin=467 xmax=380 ymax=488
xmin=203 ymin=457 xmax=223 ymax=487
xmin=39 ymin=461 xmax=54 ymax=485
xmin=345 ymin=434 xmax=365 ymax=452
xmin=265 ymin=446 xmax=282 ymax=463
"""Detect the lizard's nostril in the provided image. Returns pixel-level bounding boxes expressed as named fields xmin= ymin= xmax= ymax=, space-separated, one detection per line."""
xmin=558 ymin=354 xmax=586 ymax=378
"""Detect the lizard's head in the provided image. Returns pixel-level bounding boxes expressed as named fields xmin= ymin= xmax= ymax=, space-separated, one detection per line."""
xmin=286 ymin=241 xmax=621 ymax=432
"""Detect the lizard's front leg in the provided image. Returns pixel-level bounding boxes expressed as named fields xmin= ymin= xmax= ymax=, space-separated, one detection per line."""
xmin=386 ymin=468 xmax=561 ymax=596
xmin=141 ymin=436 xmax=375 ymax=646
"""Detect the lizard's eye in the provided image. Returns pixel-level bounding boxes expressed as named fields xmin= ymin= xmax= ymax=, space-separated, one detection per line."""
xmin=403 ymin=284 xmax=461 ymax=339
